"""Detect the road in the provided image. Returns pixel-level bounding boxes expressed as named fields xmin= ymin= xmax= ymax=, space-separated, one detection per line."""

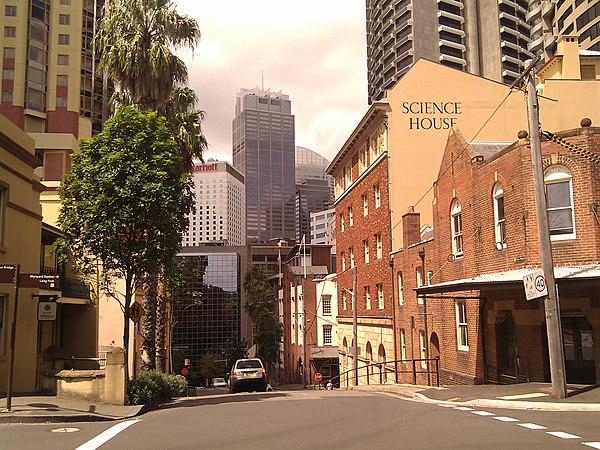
xmin=2 ymin=389 xmax=600 ymax=449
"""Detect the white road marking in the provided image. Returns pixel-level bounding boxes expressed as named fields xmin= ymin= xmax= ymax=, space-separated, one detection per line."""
xmin=517 ymin=423 xmax=547 ymax=430
xmin=471 ymin=411 xmax=495 ymax=416
xmin=546 ymin=431 xmax=581 ymax=439
xmin=492 ymin=416 xmax=519 ymax=422
xmin=455 ymin=407 xmax=474 ymax=411
xmin=438 ymin=404 xmax=455 ymax=407
xmin=75 ymin=419 xmax=140 ymax=450
xmin=582 ymin=442 xmax=600 ymax=449
xmin=497 ymin=392 xmax=549 ymax=400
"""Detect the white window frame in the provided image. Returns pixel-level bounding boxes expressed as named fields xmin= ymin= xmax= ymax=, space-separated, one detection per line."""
xmin=456 ymin=301 xmax=469 ymax=351
xmin=376 ymin=233 xmax=382 ymax=259
xmin=365 ymin=285 xmax=371 ymax=310
xmin=374 ymin=183 xmax=381 ymax=209
xmin=323 ymin=325 xmax=332 ymax=345
xmin=451 ymin=198 xmax=463 ymax=257
xmin=416 ymin=266 xmax=424 ymax=305
xmin=322 ymin=295 xmax=331 ymax=315
xmin=343 ymin=292 xmax=347 ymax=311
xmin=359 ymin=142 xmax=368 ymax=173
xmin=340 ymin=251 xmax=346 ymax=272
xmin=349 ymin=247 xmax=355 ymax=268
xmin=397 ymin=272 xmax=404 ymax=305
xmin=344 ymin=163 xmax=352 ymax=189
xmin=363 ymin=239 xmax=369 ymax=263
xmin=493 ymin=183 xmax=506 ymax=248
xmin=348 ymin=206 xmax=353 ymax=226
xmin=400 ymin=329 xmax=406 ymax=361
xmin=419 ymin=330 xmax=427 ymax=368
xmin=377 ymin=283 xmax=384 ymax=309
xmin=340 ymin=212 xmax=345 ymax=232
xmin=544 ymin=165 xmax=575 ymax=240
xmin=59 ymin=14 xmax=70 ymax=25
xmin=362 ymin=193 xmax=368 ymax=216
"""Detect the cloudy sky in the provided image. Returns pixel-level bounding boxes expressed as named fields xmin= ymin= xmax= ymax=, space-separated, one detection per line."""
xmin=172 ymin=1 xmax=368 ymax=164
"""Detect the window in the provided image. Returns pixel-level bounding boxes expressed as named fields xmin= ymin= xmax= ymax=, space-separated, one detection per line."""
xmin=400 ymin=329 xmax=406 ymax=360
xmin=419 ymin=331 xmax=427 ymax=368
xmin=359 ymin=142 xmax=368 ymax=173
xmin=493 ymin=183 xmax=506 ymax=248
xmin=416 ymin=266 xmax=424 ymax=305
xmin=57 ymin=75 xmax=68 ymax=86
xmin=349 ymin=247 xmax=355 ymax=268
xmin=374 ymin=183 xmax=381 ymax=208
xmin=344 ymin=163 xmax=352 ymax=188
xmin=343 ymin=291 xmax=348 ymax=310
xmin=323 ymin=325 xmax=332 ymax=345
xmin=2 ymin=90 xmax=13 ymax=102
xmin=2 ymin=68 xmax=14 ymax=80
xmin=56 ymin=96 xmax=67 ymax=107
xmin=340 ymin=213 xmax=345 ymax=232
xmin=59 ymin=0 xmax=71 ymax=4
xmin=5 ymin=6 xmax=16 ymax=16
xmin=364 ymin=286 xmax=371 ymax=309
xmin=0 ymin=295 xmax=5 ymax=355
xmin=340 ymin=251 xmax=346 ymax=271
xmin=377 ymin=283 xmax=384 ymax=309
xmin=363 ymin=239 xmax=369 ymax=263
xmin=450 ymin=198 xmax=463 ymax=256
xmin=545 ymin=165 xmax=575 ymax=239
xmin=58 ymin=34 xmax=70 ymax=45
xmin=456 ymin=301 xmax=468 ymax=351
xmin=375 ymin=233 xmax=382 ymax=259
xmin=3 ymin=47 xmax=15 ymax=59
xmin=362 ymin=193 xmax=368 ymax=216
xmin=397 ymin=272 xmax=403 ymax=305
xmin=59 ymin=14 xmax=70 ymax=25
xmin=322 ymin=295 xmax=331 ymax=315
xmin=348 ymin=206 xmax=353 ymax=226
xmin=4 ymin=27 xmax=16 ymax=38
xmin=57 ymin=54 xmax=69 ymax=65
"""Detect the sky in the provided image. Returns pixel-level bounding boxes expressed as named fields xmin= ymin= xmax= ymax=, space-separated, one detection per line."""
xmin=171 ymin=1 xmax=368 ymax=165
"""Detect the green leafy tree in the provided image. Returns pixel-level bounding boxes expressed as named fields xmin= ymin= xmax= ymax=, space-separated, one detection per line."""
xmin=56 ymin=106 xmax=194 ymax=387
xmin=226 ymin=339 xmax=249 ymax=371
xmin=243 ymin=267 xmax=283 ymax=367
xmin=199 ymin=353 xmax=226 ymax=381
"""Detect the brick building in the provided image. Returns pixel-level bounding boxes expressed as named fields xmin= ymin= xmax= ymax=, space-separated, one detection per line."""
xmin=394 ymin=124 xmax=600 ymax=386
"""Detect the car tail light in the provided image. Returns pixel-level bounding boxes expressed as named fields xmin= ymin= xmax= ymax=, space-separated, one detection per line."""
xmin=232 ymin=370 xmax=237 ymax=377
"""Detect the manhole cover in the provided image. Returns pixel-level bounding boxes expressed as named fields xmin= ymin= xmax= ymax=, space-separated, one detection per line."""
xmin=50 ymin=427 xmax=80 ymax=433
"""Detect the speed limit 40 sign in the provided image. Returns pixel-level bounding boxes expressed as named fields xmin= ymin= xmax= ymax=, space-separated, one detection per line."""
xmin=523 ymin=269 xmax=548 ymax=301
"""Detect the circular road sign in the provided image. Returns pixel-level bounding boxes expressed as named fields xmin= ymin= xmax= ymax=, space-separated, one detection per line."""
xmin=535 ymin=274 xmax=546 ymax=292
xmin=181 ymin=367 xmax=189 ymax=377
xmin=315 ymin=372 xmax=322 ymax=382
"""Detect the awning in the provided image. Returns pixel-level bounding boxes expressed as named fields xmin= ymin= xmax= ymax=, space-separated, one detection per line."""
xmin=415 ymin=265 xmax=600 ymax=295
xmin=310 ymin=346 xmax=339 ymax=359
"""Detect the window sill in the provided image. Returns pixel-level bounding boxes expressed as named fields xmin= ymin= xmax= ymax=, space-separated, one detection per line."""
xmin=550 ymin=234 xmax=576 ymax=242
xmin=457 ymin=346 xmax=469 ymax=352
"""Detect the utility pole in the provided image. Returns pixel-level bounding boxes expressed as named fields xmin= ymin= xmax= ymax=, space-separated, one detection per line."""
xmin=352 ymin=267 xmax=358 ymax=386
xmin=524 ymin=59 xmax=567 ymax=399
xmin=418 ymin=250 xmax=430 ymax=386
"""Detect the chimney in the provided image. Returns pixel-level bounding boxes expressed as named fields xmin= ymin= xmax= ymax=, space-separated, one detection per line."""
xmin=402 ymin=211 xmax=421 ymax=248
xmin=556 ymin=35 xmax=581 ymax=79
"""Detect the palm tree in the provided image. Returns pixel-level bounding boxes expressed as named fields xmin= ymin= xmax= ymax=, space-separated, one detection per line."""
xmin=96 ymin=0 xmax=200 ymax=112
xmin=95 ymin=0 xmax=204 ymax=373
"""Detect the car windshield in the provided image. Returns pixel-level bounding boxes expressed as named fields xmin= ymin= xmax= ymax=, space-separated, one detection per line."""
xmin=236 ymin=360 xmax=262 ymax=369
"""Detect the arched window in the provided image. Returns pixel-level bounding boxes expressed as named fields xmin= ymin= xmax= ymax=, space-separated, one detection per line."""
xmin=378 ymin=344 xmax=387 ymax=383
xmin=366 ymin=342 xmax=373 ymax=382
xmin=544 ymin=165 xmax=575 ymax=239
xmin=450 ymin=198 xmax=463 ymax=256
xmin=493 ymin=183 xmax=506 ymax=248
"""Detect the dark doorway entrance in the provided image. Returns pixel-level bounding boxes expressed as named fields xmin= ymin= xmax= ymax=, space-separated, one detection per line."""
xmin=562 ymin=317 xmax=595 ymax=384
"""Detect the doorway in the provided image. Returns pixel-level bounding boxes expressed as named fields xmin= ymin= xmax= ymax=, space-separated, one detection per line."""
xmin=562 ymin=317 xmax=595 ymax=385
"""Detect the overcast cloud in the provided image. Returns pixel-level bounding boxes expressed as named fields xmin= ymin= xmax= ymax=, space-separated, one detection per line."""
xmin=172 ymin=1 xmax=368 ymax=164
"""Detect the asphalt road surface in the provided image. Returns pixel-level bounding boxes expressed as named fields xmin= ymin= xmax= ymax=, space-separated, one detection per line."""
xmin=2 ymin=389 xmax=600 ymax=450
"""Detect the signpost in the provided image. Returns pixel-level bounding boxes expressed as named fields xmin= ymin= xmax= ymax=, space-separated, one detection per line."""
xmin=19 ymin=273 xmax=60 ymax=290
xmin=0 ymin=265 xmax=16 ymax=283
xmin=315 ymin=372 xmax=322 ymax=382
xmin=129 ymin=301 xmax=145 ymax=323
xmin=38 ymin=302 xmax=58 ymax=321
xmin=523 ymin=269 xmax=548 ymax=301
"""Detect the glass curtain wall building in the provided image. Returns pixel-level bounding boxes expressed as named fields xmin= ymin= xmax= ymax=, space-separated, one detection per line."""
xmin=171 ymin=248 xmax=247 ymax=378
xmin=232 ymin=88 xmax=296 ymax=244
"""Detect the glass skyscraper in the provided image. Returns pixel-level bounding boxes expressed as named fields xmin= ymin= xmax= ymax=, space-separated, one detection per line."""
xmin=232 ymin=88 xmax=296 ymax=244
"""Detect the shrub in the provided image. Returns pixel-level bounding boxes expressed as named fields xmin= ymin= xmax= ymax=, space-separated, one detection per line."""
xmin=127 ymin=370 xmax=188 ymax=405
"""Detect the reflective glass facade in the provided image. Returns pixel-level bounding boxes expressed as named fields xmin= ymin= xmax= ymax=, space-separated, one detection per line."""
xmin=171 ymin=252 xmax=242 ymax=373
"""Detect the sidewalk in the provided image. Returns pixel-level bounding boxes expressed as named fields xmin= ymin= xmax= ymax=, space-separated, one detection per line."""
xmin=2 ymin=382 xmax=599 ymax=423
xmin=353 ymin=382 xmax=600 ymax=412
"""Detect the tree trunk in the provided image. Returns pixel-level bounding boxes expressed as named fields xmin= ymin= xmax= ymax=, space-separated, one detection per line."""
xmin=140 ymin=275 xmax=157 ymax=371
xmin=155 ymin=279 xmax=167 ymax=372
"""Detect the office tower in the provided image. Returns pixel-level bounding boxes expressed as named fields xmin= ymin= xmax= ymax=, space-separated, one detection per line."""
xmin=182 ymin=160 xmax=246 ymax=247
xmin=232 ymin=87 xmax=296 ymax=244
xmin=528 ymin=0 xmax=600 ymax=60
xmin=0 ymin=0 xmax=110 ymax=180
xmin=295 ymin=146 xmax=334 ymax=243
xmin=366 ymin=0 xmax=534 ymax=103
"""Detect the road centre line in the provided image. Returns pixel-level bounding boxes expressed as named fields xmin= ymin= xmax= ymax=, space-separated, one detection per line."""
xmin=454 ymin=407 xmax=474 ymax=411
xmin=583 ymin=442 xmax=600 ymax=449
xmin=517 ymin=423 xmax=547 ymax=430
xmin=75 ymin=419 xmax=140 ymax=450
xmin=546 ymin=431 xmax=581 ymax=439
xmin=471 ymin=411 xmax=495 ymax=416
xmin=492 ymin=416 xmax=520 ymax=422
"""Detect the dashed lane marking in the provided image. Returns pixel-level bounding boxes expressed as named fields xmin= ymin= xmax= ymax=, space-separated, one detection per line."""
xmin=582 ymin=442 xmax=600 ymax=449
xmin=492 ymin=416 xmax=519 ymax=422
xmin=546 ymin=431 xmax=581 ymax=439
xmin=455 ymin=407 xmax=474 ymax=411
xmin=438 ymin=404 xmax=456 ymax=407
xmin=471 ymin=411 xmax=495 ymax=416
xmin=517 ymin=423 xmax=547 ymax=430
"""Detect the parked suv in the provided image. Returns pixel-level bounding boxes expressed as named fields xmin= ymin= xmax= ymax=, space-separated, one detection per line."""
xmin=228 ymin=358 xmax=267 ymax=393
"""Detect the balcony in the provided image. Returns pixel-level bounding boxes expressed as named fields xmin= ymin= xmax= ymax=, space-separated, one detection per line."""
xmin=62 ymin=277 xmax=91 ymax=300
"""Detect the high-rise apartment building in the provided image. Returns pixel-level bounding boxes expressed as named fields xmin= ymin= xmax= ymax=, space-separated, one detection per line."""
xmin=182 ymin=160 xmax=246 ymax=247
xmin=232 ymin=87 xmax=296 ymax=244
xmin=295 ymin=146 xmax=334 ymax=243
xmin=367 ymin=1 xmax=600 ymax=103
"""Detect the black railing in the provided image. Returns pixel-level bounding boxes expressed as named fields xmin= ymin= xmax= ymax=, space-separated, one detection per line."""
xmin=52 ymin=356 xmax=106 ymax=371
xmin=62 ymin=277 xmax=91 ymax=299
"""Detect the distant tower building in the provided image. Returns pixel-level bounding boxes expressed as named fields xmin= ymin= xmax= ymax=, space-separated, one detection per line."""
xmin=310 ymin=208 xmax=336 ymax=248
xmin=182 ymin=160 xmax=246 ymax=247
xmin=294 ymin=146 xmax=333 ymax=243
xmin=232 ymin=88 xmax=296 ymax=243
xmin=365 ymin=0 xmax=534 ymax=102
